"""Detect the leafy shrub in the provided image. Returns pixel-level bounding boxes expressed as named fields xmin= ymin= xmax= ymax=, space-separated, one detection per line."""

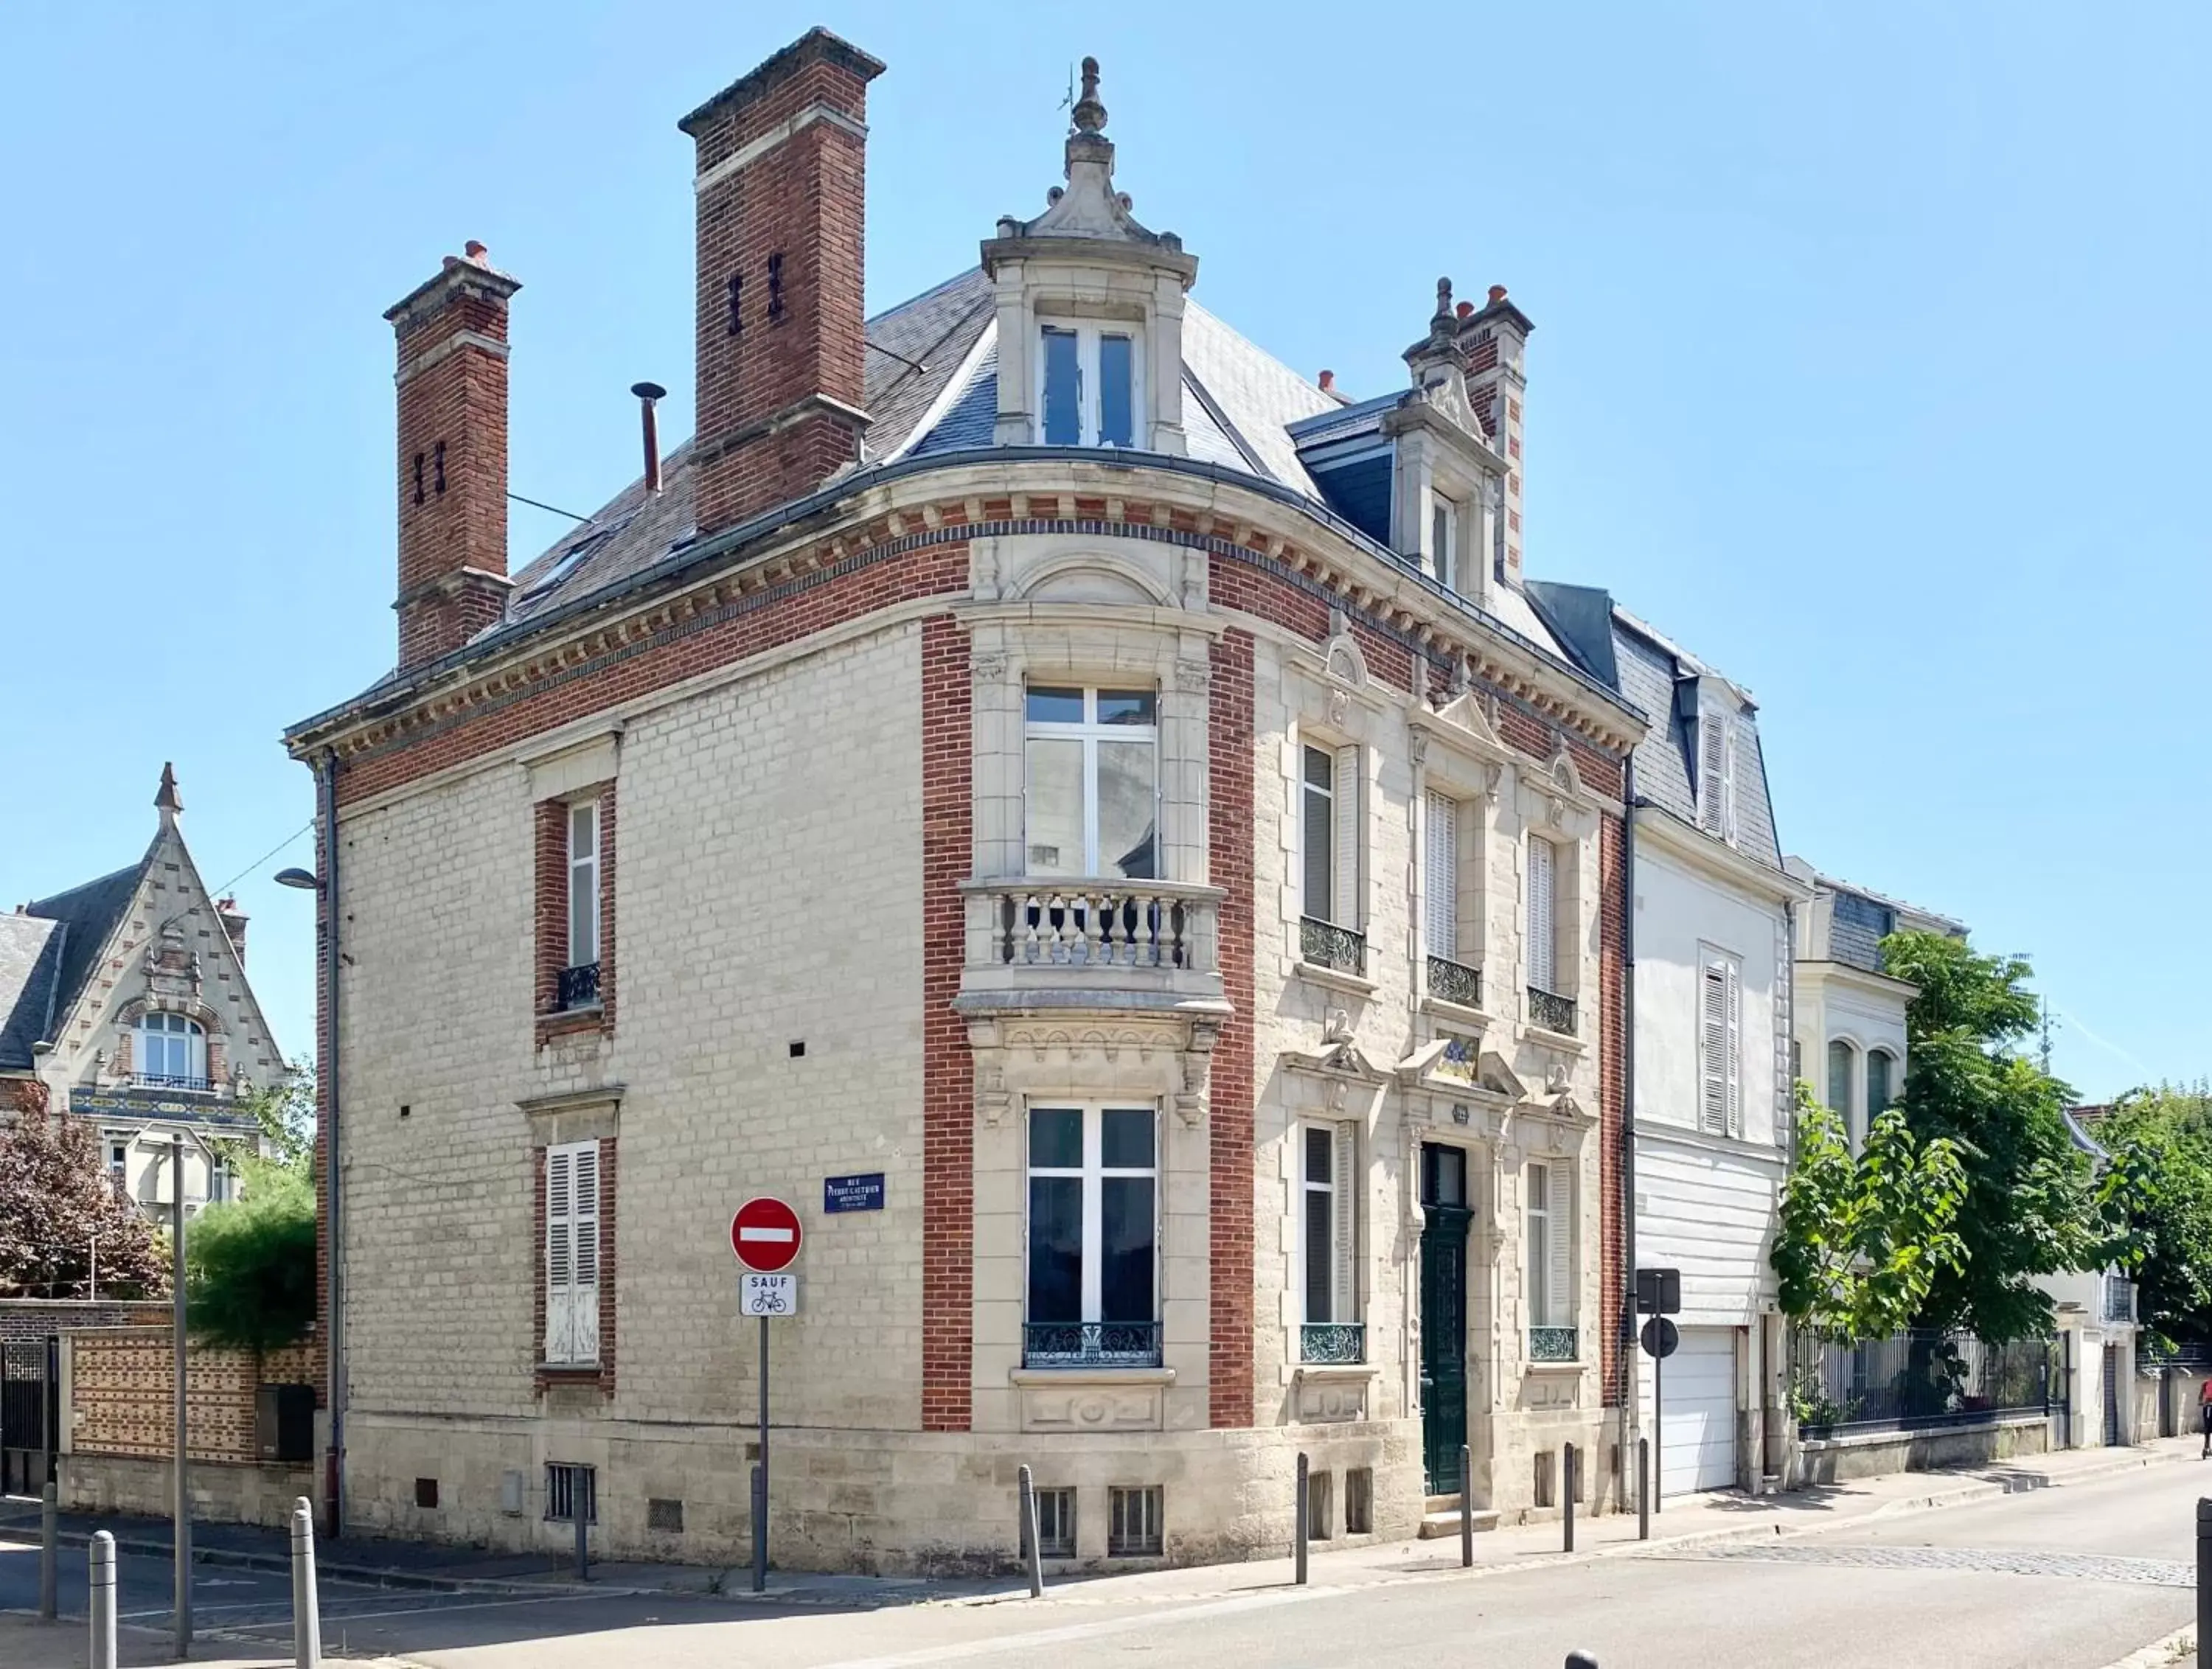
xmin=185 ymin=1158 xmax=315 ymax=1352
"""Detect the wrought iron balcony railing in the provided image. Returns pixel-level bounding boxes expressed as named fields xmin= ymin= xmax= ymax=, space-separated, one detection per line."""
xmin=1022 ymin=1321 xmax=1163 ymax=1370
xmin=1426 ymin=955 xmax=1482 ymax=1009
xmin=1527 ymin=985 xmax=1578 ymax=1036
xmin=1300 ymin=916 xmax=1368 ymax=977
xmin=1528 ymin=1325 xmax=1578 ymax=1363
xmin=1299 ymin=1322 xmax=1366 ymax=1365
xmin=556 ymin=961 xmax=601 ymax=1011
xmin=131 ymin=1073 xmax=212 ymax=1094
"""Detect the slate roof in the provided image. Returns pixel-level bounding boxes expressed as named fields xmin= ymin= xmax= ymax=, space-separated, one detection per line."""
xmin=1526 ymin=582 xmax=1784 ymax=873
xmin=0 ymin=913 xmax=66 ymax=1071
xmin=24 ymin=862 xmax=143 ymax=1034
xmin=490 ymin=268 xmax=1580 ymax=679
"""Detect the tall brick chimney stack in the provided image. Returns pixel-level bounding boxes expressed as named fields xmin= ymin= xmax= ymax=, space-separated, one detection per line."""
xmin=1458 ymin=284 xmax=1534 ymax=588
xmin=385 ymin=243 xmax=521 ymax=672
xmin=679 ymin=29 xmax=884 ymax=537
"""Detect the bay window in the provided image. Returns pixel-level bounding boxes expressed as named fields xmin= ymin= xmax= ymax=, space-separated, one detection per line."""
xmin=1038 ymin=323 xmax=1141 ymax=448
xmin=1025 ymin=1104 xmax=1159 ymax=1367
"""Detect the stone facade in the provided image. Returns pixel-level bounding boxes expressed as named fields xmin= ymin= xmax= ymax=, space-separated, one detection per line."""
xmin=286 ymin=31 xmax=1647 ymax=1572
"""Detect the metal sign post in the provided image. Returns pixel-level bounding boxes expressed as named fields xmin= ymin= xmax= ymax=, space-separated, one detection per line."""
xmin=1635 ymin=1268 xmax=1681 ymax=1518
xmin=170 ymin=1133 xmax=191 ymax=1654
xmin=731 ymin=1198 xmax=803 ymax=1596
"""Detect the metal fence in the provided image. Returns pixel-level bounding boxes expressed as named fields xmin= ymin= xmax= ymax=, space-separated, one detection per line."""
xmin=1790 ymin=1330 xmax=2056 ymax=1439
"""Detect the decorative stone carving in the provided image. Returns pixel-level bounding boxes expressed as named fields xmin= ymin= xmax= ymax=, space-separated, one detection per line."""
xmin=971 ymin=650 xmax=1009 ymax=684
xmin=1326 ymin=686 xmax=1349 ymax=729
xmin=1173 ymin=657 xmax=1213 ymax=695
xmin=1293 ymin=1370 xmax=1373 ymax=1424
xmin=1019 ymin=1378 xmax=1166 ymax=1433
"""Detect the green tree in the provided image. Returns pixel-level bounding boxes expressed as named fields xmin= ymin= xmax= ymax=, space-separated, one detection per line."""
xmin=1884 ymin=931 xmax=2104 ymax=1342
xmin=0 ymin=1115 xmax=169 ymax=1298
xmin=1773 ymin=1086 xmax=1969 ymax=1341
xmin=234 ymin=1060 xmax=315 ymax=1172
xmin=2096 ymin=1084 xmax=2212 ymax=1345
xmin=184 ymin=1154 xmax=316 ymax=1352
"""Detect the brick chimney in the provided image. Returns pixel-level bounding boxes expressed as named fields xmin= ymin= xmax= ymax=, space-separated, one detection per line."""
xmin=385 ymin=243 xmax=521 ymax=672
xmin=678 ymin=29 xmax=883 ymax=537
xmin=215 ymin=895 xmax=248 ymax=966
xmin=1458 ymin=284 xmax=1534 ymax=588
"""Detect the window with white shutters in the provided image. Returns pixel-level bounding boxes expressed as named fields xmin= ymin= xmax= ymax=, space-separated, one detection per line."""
xmin=1526 ymin=1162 xmax=1574 ymax=1328
xmin=1700 ymin=949 xmax=1743 ymax=1136
xmin=1526 ymin=835 xmax=1557 ymax=993
xmin=544 ymin=1140 xmax=601 ymax=1366
xmin=1425 ymin=792 xmax=1458 ymax=963
xmin=1331 ymin=745 xmax=1362 ymax=930
xmin=1699 ymin=712 xmax=1737 ymax=843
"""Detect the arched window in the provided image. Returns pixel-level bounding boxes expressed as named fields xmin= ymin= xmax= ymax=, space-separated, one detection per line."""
xmin=1866 ymin=1050 xmax=1896 ymax=1123
xmin=1826 ymin=1039 xmax=1854 ymax=1126
xmin=136 ymin=1012 xmax=207 ymax=1091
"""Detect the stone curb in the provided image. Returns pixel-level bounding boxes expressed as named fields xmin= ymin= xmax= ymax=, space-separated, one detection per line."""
xmin=2097 ymin=1623 xmax=2193 ymax=1669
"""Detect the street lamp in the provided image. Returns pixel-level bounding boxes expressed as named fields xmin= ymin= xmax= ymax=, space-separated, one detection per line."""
xmin=274 ymin=868 xmax=321 ymax=891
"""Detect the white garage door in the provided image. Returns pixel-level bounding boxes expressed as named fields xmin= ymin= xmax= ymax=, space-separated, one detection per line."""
xmin=1659 ymin=1327 xmax=1737 ymax=1495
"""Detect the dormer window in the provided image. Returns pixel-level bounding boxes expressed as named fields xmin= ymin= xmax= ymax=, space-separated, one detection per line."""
xmin=1428 ymin=492 xmax=1460 ymax=588
xmin=1038 ymin=324 xmax=1141 ymax=448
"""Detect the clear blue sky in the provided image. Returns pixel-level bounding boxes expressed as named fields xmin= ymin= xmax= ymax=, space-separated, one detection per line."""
xmin=3 ymin=3 xmax=2204 ymax=1099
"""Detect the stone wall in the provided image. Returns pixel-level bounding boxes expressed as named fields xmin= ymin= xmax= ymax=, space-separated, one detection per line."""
xmin=1795 ymin=1412 xmax=2053 ymax=1485
xmin=60 ymin=1452 xmax=316 ymax=1528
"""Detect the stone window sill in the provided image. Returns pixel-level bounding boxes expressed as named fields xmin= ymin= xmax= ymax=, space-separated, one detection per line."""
xmin=1007 ymin=1365 xmax=1178 ymax=1388
xmin=1523 ymin=1022 xmax=1585 ymax=1055
xmin=1286 ymin=1362 xmax=1381 ymax=1387
xmin=1420 ymin=994 xmax=1493 ymax=1030
xmin=1523 ymin=1359 xmax=1587 ymax=1374
xmin=535 ymin=1362 xmax=603 ymax=1377
xmin=1294 ymin=961 xmax=1377 ymax=1000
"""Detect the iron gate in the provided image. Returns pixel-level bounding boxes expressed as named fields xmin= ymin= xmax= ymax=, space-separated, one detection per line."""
xmin=0 ymin=1335 xmax=59 ymax=1496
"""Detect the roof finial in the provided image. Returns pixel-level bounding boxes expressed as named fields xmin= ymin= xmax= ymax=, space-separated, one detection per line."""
xmin=1435 ymin=276 xmax=1455 ymax=323
xmin=155 ymin=762 xmax=182 ymax=821
xmin=1071 ymin=55 xmax=1106 ymax=136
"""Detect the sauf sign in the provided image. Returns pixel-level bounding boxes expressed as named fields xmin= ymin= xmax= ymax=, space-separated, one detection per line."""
xmin=730 ymin=1196 xmax=802 ymax=1592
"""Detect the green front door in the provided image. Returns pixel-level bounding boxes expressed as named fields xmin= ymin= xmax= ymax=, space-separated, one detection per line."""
xmin=1419 ymin=1143 xmax=1472 ymax=1496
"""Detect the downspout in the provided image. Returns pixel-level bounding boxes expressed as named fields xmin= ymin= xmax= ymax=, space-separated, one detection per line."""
xmin=319 ymin=748 xmax=346 ymax=1538
xmin=1619 ymin=760 xmax=1640 ymax=1502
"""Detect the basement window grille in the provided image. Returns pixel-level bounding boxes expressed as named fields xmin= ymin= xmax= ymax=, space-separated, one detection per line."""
xmin=647 ymin=1497 xmax=684 ymax=1533
xmin=1032 ymin=1487 xmax=1077 ymax=1558
xmin=1107 ymin=1485 xmax=1163 ymax=1558
xmin=545 ymin=1462 xmax=597 ymax=1525
xmin=1346 ymin=1468 xmax=1373 ymax=1535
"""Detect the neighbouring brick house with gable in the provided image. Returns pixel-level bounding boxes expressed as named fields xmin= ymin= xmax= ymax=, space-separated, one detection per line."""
xmin=285 ymin=31 xmax=1646 ymax=1570
xmin=1 ymin=766 xmax=282 ymax=1222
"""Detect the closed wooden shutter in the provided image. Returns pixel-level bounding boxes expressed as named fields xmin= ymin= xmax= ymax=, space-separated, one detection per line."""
xmin=1425 ymin=792 xmax=1457 ymax=962
xmin=545 ymin=1139 xmax=601 ymax=1365
xmin=1549 ymin=1168 xmax=1574 ymax=1328
xmin=1698 ymin=714 xmax=1725 ymax=835
xmin=1700 ymin=959 xmax=1730 ymax=1135
xmin=1332 ymin=745 xmax=1362 ymax=930
xmin=1724 ymin=958 xmax=1743 ymax=1135
xmin=1527 ymin=837 xmax=1556 ymax=993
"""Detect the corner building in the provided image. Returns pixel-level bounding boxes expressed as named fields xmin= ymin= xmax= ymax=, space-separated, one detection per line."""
xmin=285 ymin=32 xmax=1644 ymax=1571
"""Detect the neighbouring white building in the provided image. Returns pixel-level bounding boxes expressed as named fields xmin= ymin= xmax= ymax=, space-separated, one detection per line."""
xmin=1530 ymin=589 xmax=1809 ymax=1496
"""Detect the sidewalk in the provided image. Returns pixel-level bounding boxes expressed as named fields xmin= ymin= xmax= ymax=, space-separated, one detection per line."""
xmin=2 ymin=1433 xmax=2189 ymax=1617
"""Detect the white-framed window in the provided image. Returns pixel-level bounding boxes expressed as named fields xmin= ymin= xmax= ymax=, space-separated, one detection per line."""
xmin=1301 ymin=1123 xmax=1356 ymax=1330
xmin=1025 ymin=1104 xmax=1158 ymax=1364
xmin=136 ymin=1012 xmax=206 ymax=1088
xmin=1526 ymin=1161 xmax=1573 ymax=1328
xmin=1037 ymin=322 xmax=1141 ymax=448
xmin=1526 ymin=834 xmax=1559 ymax=994
xmin=566 ymin=801 xmax=599 ymax=970
xmin=1428 ymin=491 xmax=1459 ymax=588
xmin=1024 ymin=686 xmax=1158 ymax=877
xmin=1826 ymin=1039 xmax=1854 ymax=1129
xmin=207 ymin=1157 xmax=231 ymax=1205
xmin=544 ymin=1138 xmax=602 ymax=1366
xmin=1425 ymin=790 xmax=1460 ymax=964
xmin=1866 ymin=1048 xmax=1896 ymax=1123
xmin=1698 ymin=947 xmax=1743 ymax=1136
xmin=1301 ymin=742 xmax=1362 ymax=928
xmin=1698 ymin=711 xmax=1737 ymax=843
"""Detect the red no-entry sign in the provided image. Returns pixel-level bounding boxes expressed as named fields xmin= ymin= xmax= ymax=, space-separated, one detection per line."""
xmin=730 ymin=1196 xmax=803 ymax=1273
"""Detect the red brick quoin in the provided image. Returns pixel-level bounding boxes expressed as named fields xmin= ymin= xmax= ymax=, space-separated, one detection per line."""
xmin=1206 ymin=628 xmax=1257 ymax=1428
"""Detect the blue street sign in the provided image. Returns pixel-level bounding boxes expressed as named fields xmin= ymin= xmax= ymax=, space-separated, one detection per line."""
xmin=824 ymin=1173 xmax=886 ymax=1214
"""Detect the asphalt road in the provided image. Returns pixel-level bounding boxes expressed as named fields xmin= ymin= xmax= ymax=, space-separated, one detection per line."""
xmin=4 ymin=1459 xmax=2205 ymax=1667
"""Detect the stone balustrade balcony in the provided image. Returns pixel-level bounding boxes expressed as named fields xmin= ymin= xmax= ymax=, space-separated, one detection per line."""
xmin=959 ymin=877 xmax=1227 ymax=1014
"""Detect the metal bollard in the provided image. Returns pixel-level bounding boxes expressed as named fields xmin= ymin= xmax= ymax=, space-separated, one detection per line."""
xmin=38 ymin=1481 xmax=57 ymax=1620
xmin=1565 ymin=1653 xmax=1601 ymax=1669
xmin=88 ymin=1530 xmax=117 ymax=1669
xmin=1017 ymin=1465 xmax=1044 ymax=1598
xmin=1638 ymin=1438 xmax=1650 ymax=1541
xmin=2198 ymin=1499 xmax=2212 ymax=1663
xmin=291 ymin=1496 xmax=322 ymax=1668
xmin=1293 ymin=1452 xmax=1309 ymax=1585
xmin=1562 ymin=1443 xmax=1576 ymax=1553
xmin=1459 ymin=1443 xmax=1474 ymax=1569
xmin=751 ymin=1463 xmax=768 ymax=1593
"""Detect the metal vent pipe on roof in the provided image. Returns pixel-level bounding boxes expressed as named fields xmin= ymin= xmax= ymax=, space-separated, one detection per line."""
xmin=631 ymin=382 xmax=667 ymax=495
